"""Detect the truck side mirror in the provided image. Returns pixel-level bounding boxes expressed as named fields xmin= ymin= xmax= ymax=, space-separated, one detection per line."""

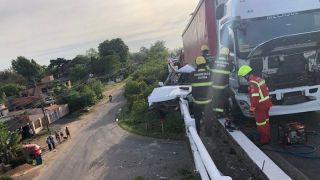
xmin=216 ymin=4 xmax=226 ymax=20
xmin=158 ymin=82 xmax=164 ymax=87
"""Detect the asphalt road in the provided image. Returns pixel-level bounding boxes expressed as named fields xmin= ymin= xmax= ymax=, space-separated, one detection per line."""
xmin=36 ymin=89 xmax=193 ymax=180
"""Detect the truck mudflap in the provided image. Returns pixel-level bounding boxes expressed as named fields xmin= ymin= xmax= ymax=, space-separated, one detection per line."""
xmin=235 ymin=85 xmax=320 ymax=117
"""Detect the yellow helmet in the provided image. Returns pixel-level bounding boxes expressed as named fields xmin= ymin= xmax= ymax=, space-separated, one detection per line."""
xmin=238 ymin=65 xmax=253 ymax=77
xmin=201 ymin=45 xmax=209 ymax=51
xmin=195 ymin=56 xmax=206 ymax=65
xmin=219 ymin=47 xmax=230 ymax=56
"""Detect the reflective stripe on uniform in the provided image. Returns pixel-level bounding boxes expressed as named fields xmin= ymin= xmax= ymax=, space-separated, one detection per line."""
xmin=191 ymin=82 xmax=212 ymax=87
xmin=192 ymin=97 xmax=212 ymax=105
xmin=251 ymin=93 xmax=260 ymax=97
xmin=213 ymin=108 xmax=224 ymax=113
xmin=218 ymin=57 xmax=226 ymax=61
xmin=198 ymin=69 xmax=206 ymax=72
xmin=211 ymin=69 xmax=230 ymax=75
xmin=259 ymin=96 xmax=270 ymax=103
xmin=256 ymin=119 xmax=269 ymax=126
xmin=212 ymin=84 xmax=227 ymax=89
xmin=250 ymin=80 xmax=270 ymax=103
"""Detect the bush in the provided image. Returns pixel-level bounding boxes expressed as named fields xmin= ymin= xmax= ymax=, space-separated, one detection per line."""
xmin=124 ymin=80 xmax=140 ymax=97
xmin=81 ymin=85 xmax=97 ymax=105
xmin=9 ymin=157 xmax=27 ymax=168
xmin=130 ymin=99 xmax=148 ymax=123
xmin=0 ymin=176 xmax=12 ymax=180
xmin=58 ymin=90 xmax=82 ymax=112
xmin=0 ymin=83 xmax=25 ymax=97
xmin=87 ymin=79 xmax=104 ymax=99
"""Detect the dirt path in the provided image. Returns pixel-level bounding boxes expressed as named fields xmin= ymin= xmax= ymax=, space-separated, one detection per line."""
xmin=14 ymin=83 xmax=193 ymax=180
xmin=12 ymin=83 xmax=125 ymax=179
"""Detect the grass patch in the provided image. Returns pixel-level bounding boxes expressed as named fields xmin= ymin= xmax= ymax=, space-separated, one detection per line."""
xmin=118 ymin=110 xmax=185 ymax=140
xmin=22 ymin=127 xmax=60 ymax=144
xmin=133 ymin=176 xmax=144 ymax=180
xmin=178 ymin=168 xmax=197 ymax=180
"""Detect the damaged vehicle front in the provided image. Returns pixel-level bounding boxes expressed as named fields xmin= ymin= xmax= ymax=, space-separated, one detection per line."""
xmin=232 ymin=9 xmax=320 ymax=117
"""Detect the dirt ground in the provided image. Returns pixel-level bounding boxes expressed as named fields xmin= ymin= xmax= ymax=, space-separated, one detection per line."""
xmin=200 ymin=122 xmax=257 ymax=180
xmin=10 ymin=83 xmax=125 ymax=179
xmin=12 ymin=83 xmax=194 ymax=180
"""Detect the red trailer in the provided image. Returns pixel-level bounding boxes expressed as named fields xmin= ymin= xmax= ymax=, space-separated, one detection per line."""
xmin=182 ymin=0 xmax=218 ymax=65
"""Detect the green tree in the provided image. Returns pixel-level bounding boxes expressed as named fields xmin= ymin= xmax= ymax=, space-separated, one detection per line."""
xmin=47 ymin=58 xmax=71 ymax=77
xmin=0 ymin=84 xmax=25 ymax=97
xmin=87 ymin=79 xmax=104 ymax=99
xmin=91 ymin=55 xmax=121 ymax=75
xmin=0 ymin=123 xmax=21 ymax=164
xmin=85 ymin=48 xmax=99 ymax=59
xmin=11 ymin=57 xmax=44 ymax=81
xmin=69 ymin=64 xmax=87 ymax=81
xmin=0 ymin=70 xmax=26 ymax=85
xmin=81 ymin=85 xmax=97 ymax=105
xmin=148 ymin=41 xmax=168 ymax=61
xmin=71 ymin=55 xmax=90 ymax=66
xmin=98 ymin=38 xmax=129 ymax=62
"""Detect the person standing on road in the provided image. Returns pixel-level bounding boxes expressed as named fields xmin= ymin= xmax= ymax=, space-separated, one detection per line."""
xmin=60 ymin=131 xmax=65 ymax=141
xmin=49 ymin=134 xmax=56 ymax=149
xmin=238 ymin=65 xmax=273 ymax=145
xmin=109 ymin=94 xmax=113 ymax=102
xmin=190 ymin=56 xmax=213 ymax=134
xmin=210 ymin=47 xmax=233 ymax=118
xmin=65 ymin=126 xmax=71 ymax=139
xmin=46 ymin=137 xmax=52 ymax=151
xmin=55 ymin=131 xmax=61 ymax=143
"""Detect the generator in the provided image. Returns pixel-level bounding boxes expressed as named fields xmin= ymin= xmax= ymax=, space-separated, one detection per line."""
xmin=278 ymin=122 xmax=307 ymax=145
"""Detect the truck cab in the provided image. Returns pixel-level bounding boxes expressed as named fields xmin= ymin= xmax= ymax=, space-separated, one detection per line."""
xmin=217 ymin=0 xmax=320 ymax=117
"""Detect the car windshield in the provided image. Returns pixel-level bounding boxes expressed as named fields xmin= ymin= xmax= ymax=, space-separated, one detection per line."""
xmin=235 ymin=9 xmax=320 ymax=58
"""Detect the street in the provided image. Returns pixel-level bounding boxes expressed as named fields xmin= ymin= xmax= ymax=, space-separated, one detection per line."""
xmin=35 ymin=89 xmax=193 ymax=180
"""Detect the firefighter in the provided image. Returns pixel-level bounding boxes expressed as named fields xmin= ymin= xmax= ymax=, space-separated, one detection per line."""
xmin=190 ymin=56 xmax=213 ymax=134
xmin=201 ymin=45 xmax=215 ymax=66
xmin=238 ymin=65 xmax=273 ymax=145
xmin=211 ymin=47 xmax=233 ymax=118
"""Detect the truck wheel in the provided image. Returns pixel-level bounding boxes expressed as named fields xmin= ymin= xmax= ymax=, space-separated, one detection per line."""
xmin=227 ymin=96 xmax=242 ymax=117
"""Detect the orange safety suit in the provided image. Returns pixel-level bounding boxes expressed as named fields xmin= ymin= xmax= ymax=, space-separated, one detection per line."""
xmin=248 ymin=74 xmax=273 ymax=144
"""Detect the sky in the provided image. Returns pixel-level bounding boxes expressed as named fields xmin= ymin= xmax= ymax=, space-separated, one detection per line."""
xmin=0 ymin=0 xmax=198 ymax=70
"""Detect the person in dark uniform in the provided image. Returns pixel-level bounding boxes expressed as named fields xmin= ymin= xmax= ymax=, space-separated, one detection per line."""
xmin=190 ymin=56 xmax=213 ymax=134
xmin=211 ymin=47 xmax=233 ymax=118
xmin=201 ymin=45 xmax=215 ymax=66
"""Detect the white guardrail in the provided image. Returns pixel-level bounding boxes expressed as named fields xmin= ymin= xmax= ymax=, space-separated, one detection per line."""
xmin=179 ymin=98 xmax=232 ymax=180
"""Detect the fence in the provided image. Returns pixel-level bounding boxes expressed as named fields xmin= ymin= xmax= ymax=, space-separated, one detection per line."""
xmin=179 ymin=98 xmax=232 ymax=180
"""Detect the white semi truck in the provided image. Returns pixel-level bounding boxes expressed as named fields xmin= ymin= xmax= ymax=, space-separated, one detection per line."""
xmin=215 ymin=0 xmax=320 ymax=117
xmin=149 ymin=0 xmax=320 ymax=118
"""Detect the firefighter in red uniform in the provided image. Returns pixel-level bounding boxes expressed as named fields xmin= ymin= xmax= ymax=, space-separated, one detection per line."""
xmin=238 ymin=65 xmax=273 ymax=145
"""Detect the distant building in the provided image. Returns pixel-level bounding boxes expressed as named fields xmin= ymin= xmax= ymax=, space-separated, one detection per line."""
xmin=7 ymin=75 xmax=72 ymax=111
xmin=5 ymin=104 xmax=69 ymax=135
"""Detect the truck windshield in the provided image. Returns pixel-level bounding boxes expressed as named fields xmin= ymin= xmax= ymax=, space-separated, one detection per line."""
xmin=235 ymin=9 xmax=320 ymax=58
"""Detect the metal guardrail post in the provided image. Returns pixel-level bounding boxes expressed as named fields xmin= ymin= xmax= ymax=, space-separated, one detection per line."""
xmin=179 ymin=98 xmax=232 ymax=180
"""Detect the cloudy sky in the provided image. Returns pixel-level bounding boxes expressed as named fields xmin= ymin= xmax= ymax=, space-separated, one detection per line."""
xmin=0 ymin=0 xmax=198 ymax=70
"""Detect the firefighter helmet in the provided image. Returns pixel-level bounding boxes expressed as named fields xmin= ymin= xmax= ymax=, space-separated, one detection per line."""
xmin=238 ymin=65 xmax=252 ymax=77
xmin=219 ymin=47 xmax=230 ymax=56
xmin=195 ymin=56 xmax=206 ymax=65
xmin=201 ymin=45 xmax=209 ymax=51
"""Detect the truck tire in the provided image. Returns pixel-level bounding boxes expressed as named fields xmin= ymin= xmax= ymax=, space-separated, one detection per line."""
xmin=227 ymin=95 xmax=242 ymax=117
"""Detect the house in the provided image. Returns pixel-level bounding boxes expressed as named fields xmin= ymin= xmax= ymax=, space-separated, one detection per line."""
xmin=24 ymin=75 xmax=71 ymax=99
xmin=5 ymin=104 xmax=69 ymax=135
xmin=7 ymin=75 xmax=72 ymax=111
xmin=7 ymin=96 xmax=41 ymax=111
